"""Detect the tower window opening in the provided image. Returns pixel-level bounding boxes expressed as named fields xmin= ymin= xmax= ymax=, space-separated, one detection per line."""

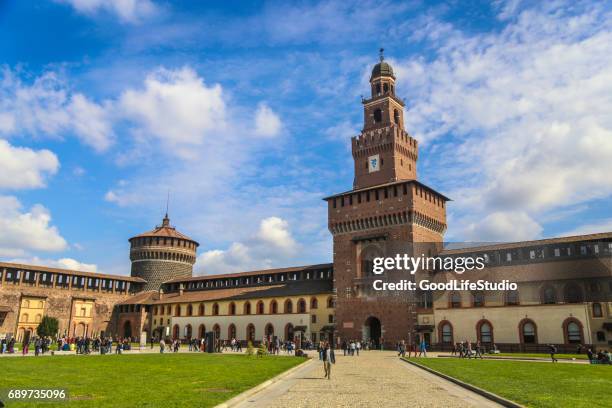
xmin=373 ymin=109 xmax=382 ymax=123
xmin=383 ymin=83 xmax=389 ymax=93
xmin=394 ymin=109 xmax=400 ymax=124
xmin=375 ymin=83 xmax=381 ymax=95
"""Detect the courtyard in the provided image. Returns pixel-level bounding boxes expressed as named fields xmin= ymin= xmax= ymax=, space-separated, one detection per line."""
xmin=0 ymin=352 xmax=303 ymax=407
xmin=404 ymin=357 xmax=612 ymax=408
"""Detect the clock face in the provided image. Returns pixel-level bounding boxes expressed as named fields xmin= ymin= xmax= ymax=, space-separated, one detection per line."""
xmin=368 ymin=154 xmax=380 ymax=173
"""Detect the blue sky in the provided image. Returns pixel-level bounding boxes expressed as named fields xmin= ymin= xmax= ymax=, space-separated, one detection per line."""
xmin=1 ymin=0 xmax=611 ymax=276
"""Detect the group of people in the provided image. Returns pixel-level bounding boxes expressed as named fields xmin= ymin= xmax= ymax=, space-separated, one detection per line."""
xmin=451 ymin=341 xmax=484 ymax=359
xmin=340 ymin=339 xmax=362 ymax=355
xmin=396 ymin=339 xmax=428 ymax=357
xmin=586 ymin=348 xmax=611 ymax=364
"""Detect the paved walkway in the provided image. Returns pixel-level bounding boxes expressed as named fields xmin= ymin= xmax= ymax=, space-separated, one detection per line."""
xmin=235 ymin=351 xmax=502 ymax=408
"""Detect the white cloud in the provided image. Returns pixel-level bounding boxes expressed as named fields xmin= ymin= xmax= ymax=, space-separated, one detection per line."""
xmin=254 ymin=103 xmax=282 ymax=138
xmin=196 ymin=216 xmax=298 ymax=275
xmin=395 ymin=2 xmax=612 ymax=241
xmin=460 ymin=211 xmax=543 ymax=242
xmin=57 ymin=0 xmax=158 ymax=23
xmin=560 ymin=218 xmax=612 ymax=237
xmin=257 ymin=217 xmax=297 ymax=252
xmin=119 ymin=67 xmax=226 ymax=158
xmin=0 ymin=196 xmax=68 ymax=257
xmin=0 ymin=140 xmax=59 ymax=189
xmin=8 ymin=256 xmax=97 ymax=272
xmin=0 ymin=69 xmax=114 ymax=152
xmin=68 ymin=94 xmax=115 ymax=152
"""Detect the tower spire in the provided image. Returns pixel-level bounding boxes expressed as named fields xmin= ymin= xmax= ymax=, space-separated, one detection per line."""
xmin=162 ymin=190 xmax=170 ymax=227
xmin=379 ymin=47 xmax=384 ymax=62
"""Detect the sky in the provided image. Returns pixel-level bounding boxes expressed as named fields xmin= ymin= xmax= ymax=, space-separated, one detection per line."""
xmin=1 ymin=0 xmax=611 ymax=276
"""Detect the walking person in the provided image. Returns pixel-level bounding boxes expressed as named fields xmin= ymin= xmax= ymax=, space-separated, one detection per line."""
xmin=548 ymin=344 xmax=558 ymax=362
xmin=418 ymin=338 xmax=427 ymax=357
xmin=475 ymin=341 xmax=483 ymax=359
xmin=322 ymin=342 xmax=336 ymax=380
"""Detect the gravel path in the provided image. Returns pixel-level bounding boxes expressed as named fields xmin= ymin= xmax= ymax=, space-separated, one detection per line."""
xmin=235 ymin=351 xmax=502 ymax=408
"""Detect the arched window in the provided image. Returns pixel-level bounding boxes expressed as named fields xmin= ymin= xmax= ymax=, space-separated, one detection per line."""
xmin=297 ymin=298 xmax=306 ymax=313
xmin=438 ymin=321 xmax=453 ymax=344
xmin=449 ymin=292 xmax=461 ymax=308
xmin=505 ymin=290 xmax=520 ymax=306
xmin=198 ymin=303 xmax=204 ymax=316
xmin=477 ymin=320 xmax=493 ymax=344
xmin=229 ymin=302 xmax=236 ymax=315
xmin=246 ymin=324 xmax=255 ymax=342
xmin=228 ymin=324 xmax=236 ymax=339
xmin=383 ymin=83 xmax=389 ymax=93
xmin=172 ymin=324 xmax=179 ymax=339
xmin=284 ymin=299 xmax=293 ymax=314
xmin=21 ymin=313 xmax=29 ymax=323
xmin=361 ymin=245 xmax=383 ymax=277
xmin=166 ymin=305 xmax=171 ymax=314
xmin=472 ymin=291 xmax=485 ymax=307
xmin=540 ymin=285 xmax=556 ymax=304
xmin=175 ymin=305 xmax=181 ymax=316
xmin=519 ymin=319 xmax=537 ymax=344
xmin=285 ymin=323 xmax=294 ymax=341
xmin=213 ymin=324 xmax=220 ymax=340
xmin=185 ymin=324 xmax=192 ymax=339
xmin=310 ymin=297 xmax=318 ymax=309
xmin=213 ymin=303 xmax=219 ymax=316
xmin=373 ymin=109 xmax=382 ymax=123
xmin=270 ymin=300 xmax=278 ymax=314
xmin=265 ymin=323 xmax=274 ymax=337
xmin=564 ymin=283 xmax=583 ymax=303
xmin=563 ymin=318 xmax=583 ymax=344
xmin=244 ymin=301 xmax=252 ymax=315
xmin=375 ymin=83 xmax=381 ymax=94
xmin=393 ymin=109 xmax=399 ymax=124
xmin=187 ymin=304 xmax=193 ymax=316
xmin=327 ymin=296 xmax=334 ymax=308
xmin=256 ymin=301 xmax=264 ymax=315
xmin=592 ymin=303 xmax=603 ymax=317
xmin=198 ymin=324 xmax=206 ymax=338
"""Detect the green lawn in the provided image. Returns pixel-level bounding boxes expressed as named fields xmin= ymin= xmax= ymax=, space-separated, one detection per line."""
xmin=494 ymin=353 xmax=588 ymax=360
xmin=0 ymin=353 xmax=304 ymax=407
xmin=404 ymin=357 xmax=611 ymax=408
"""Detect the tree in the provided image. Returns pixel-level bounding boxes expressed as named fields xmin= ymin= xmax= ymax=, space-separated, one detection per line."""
xmin=37 ymin=316 xmax=59 ymax=338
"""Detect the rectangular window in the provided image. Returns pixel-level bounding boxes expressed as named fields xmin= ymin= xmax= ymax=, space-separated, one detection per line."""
xmin=375 ymin=190 xmax=379 ymax=200
xmin=358 ymin=193 xmax=362 ymax=204
xmin=349 ymin=195 xmax=353 ymax=205
xmin=529 ymin=250 xmax=535 ymax=259
xmin=311 ymin=315 xmax=317 ymax=323
xmin=580 ymin=246 xmax=587 ymax=255
xmin=554 ymin=248 xmax=560 ymax=257
xmin=506 ymin=253 xmax=512 ymax=262
xmin=384 ymin=188 xmax=388 ymax=199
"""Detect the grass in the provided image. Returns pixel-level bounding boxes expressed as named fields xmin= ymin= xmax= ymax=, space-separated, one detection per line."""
xmin=494 ymin=352 xmax=588 ymax=360
xmin=0 ymin=353 xmax=304 ymax=407
xmin=404 ymin=357 xmax=612 ymax=408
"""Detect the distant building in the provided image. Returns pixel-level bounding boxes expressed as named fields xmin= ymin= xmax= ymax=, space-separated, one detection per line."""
xmin=0 ymin=54 xmax=610 ymax=351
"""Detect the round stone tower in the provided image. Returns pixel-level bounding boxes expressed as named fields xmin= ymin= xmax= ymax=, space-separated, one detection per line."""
xmin=129 ymin=214 xmax=199 ymax=291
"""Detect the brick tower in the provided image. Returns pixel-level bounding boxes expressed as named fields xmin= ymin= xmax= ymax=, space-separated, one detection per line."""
xmin=325 ymin=51 xmax=449 ymax=347
xmin=129 ymin=214 xmax=199 ymax=291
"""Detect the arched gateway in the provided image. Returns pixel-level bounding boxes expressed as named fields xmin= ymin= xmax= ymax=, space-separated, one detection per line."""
xmin=364 ymin=316 xmax=381 ymax=347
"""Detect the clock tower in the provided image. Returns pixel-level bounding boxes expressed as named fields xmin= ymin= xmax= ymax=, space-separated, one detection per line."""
xmin=325 ymin=51 xmax=449 ymax=348
xmin=353 ymin=49 xmax=417 ymax=190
